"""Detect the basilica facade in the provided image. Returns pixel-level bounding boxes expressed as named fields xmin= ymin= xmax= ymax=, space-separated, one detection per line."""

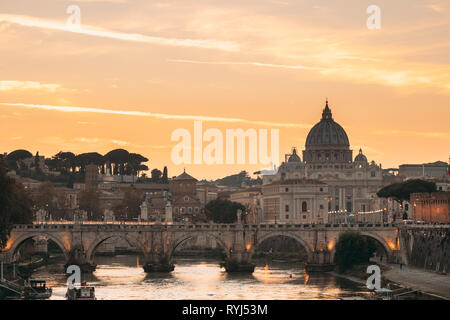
xmin=262 ymin=100 xmax=383 ymax=222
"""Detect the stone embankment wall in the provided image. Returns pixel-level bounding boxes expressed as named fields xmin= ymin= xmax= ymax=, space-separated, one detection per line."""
xmin=401 ymin=228 xmax=449 ymax=273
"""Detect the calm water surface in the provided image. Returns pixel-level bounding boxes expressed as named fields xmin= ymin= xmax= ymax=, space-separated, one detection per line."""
xmin=32 ymin=255 xmax=371 ymax=300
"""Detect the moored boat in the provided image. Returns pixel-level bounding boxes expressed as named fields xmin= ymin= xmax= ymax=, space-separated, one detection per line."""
xmin=66 ymin=281 xmax=96 ymax=300
xmin=23 ymin=279 xmax=52 ymax=299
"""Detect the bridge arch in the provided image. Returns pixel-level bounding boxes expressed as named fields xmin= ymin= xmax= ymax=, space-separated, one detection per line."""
xmin=251 ymin=232 xmax=313 ymax=262
xmin=360 ymin=231 xmax=393 ymax=258
xmin=86 ymin=234 xmax=149 ymax=262
xmin=168 ymin=232 xmax=230 ymax=260
xmin=8 ymin=232 xmax=69 ymax=259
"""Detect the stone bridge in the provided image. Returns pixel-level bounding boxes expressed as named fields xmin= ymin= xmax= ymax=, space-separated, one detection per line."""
xmin=0 ymin=222 xmax=401 ymax=273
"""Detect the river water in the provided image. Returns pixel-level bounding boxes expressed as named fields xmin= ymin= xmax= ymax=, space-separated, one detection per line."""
xmin=31 ymin=255 xmax=372 ymax=300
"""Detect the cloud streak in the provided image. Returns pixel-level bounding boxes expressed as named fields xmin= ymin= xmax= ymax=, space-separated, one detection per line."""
xmin=0 ymin=14 xmax=239 ymax=52
xmin=0 ymin=80 xmax=61 ymax=92
xmin=0 ymin=102 xmax=311 ymax=128
xmin=167 ymin=59 xmax=317 ymax=70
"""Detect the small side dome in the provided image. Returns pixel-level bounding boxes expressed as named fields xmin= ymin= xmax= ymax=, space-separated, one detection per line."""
xmin=288 ymin=148 xmax=301 ymax=162
xmin=354 ymin=148 xmax=368 ymax=162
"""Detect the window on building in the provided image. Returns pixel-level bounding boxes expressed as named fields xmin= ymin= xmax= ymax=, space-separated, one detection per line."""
xmin=184 ymin=196 xmax=189 ymax=201
xmin=371 ymin=171 xmax=376 ymax=177
xmin=175 ymin=208 xmax=179 ymax=213
xmin=320 ymin=205 xmax=324 ymax=209
xmin=285 ymin=205 xmax=289 ymax=212
xmin=188 ymin=207 xmax=192 ymax=213
xmin=285 ymin=188 xmax=289 ymax=192
xmin=303 ymin=215 xmax=307 ymax=219
xmin=285 ymin=215 xmax=289 ymax=219
xmin=194 ymin=207 xmax=199 ymax=213
xmin=302 ymin=201 xmax=307 ymax=212
xmin=181 ymin=207 xmax=185 ymax=213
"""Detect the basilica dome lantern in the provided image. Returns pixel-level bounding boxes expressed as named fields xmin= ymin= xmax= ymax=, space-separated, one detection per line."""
xmin=302 ymin=100 xmax=353 ymax=164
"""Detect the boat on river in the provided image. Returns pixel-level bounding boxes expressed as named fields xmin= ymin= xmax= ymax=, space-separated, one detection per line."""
xmin=66 ymin=281 xmax=96 ymax=300
xmin=23 ymin=279 xmax=52 ymax=299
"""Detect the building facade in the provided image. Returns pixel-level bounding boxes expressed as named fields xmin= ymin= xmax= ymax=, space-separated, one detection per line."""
xmin=262 ymin=178 xmax=328 ymax=223
xmin=263 ymin=100 xmax=384 ymax=215
xmin=170 ymin=170 xmax=202 ymax=222
xmin=410 ymin=192 xmax=450 ymax=223
xmin=399 ymin=161 xmax=448 ymax=179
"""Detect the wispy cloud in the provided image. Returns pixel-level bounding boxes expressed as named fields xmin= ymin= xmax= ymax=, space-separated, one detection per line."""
xmin=74 ymin=137 xmax=100 ymax=143
xmin=0 ymin=80 xmax=61 ymax=92
xmin=0 ymin=102 xmax=311 ymax=128
xmin=167 ymin=59 xmax=317 ymax=70
xmin=111 ymin=139 xmax=130 ymax=146
xmin=0 ymin=14 xmax=239 ymax=52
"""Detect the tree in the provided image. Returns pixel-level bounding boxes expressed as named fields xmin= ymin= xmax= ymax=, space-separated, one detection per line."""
xmin=205 ymin=199 xmax=246 ymax=223
xmin=104 ymin=149 xmax=129 ymax=175
xmin=33 ymin=181 xmax=65 ymax=219
xmin=114 ymin=188 xmax=142 ymax=220
xmin=151 ymin=168 xmax=162 ymax=182
xmin=6 ymin=149 xmax=33 ymax=170
xmin=74 ymin=152 xmax=104 ymax=174
xmin=78 ymin=187 xmax=101 ymax=220
xmin=0 ymin=158 xmax=33 ymax=249
xmin=162 ymin=166 xmax=168 ymax=183
xmin=377 ymin=179 xmax=437 ymax=204
xmin=128 ymin=153 xmax=149 ymax=177
xmin=50 ymin=151 xmax=76 ymax=173
xmin=334 ymin=230 xmax=376 ymax=272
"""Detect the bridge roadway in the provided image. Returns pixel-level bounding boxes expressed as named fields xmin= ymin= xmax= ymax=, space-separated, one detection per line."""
xmin=1 ymin=221 xmax=401 ymax=273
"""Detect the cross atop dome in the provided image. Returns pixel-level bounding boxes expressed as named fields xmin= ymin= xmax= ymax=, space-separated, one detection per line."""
xmin=322 ymin=99 xmax=333 ymax=120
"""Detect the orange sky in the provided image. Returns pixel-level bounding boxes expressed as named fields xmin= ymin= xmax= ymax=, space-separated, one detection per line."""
xmin=0 ymin=0 xmax=449 ymax=180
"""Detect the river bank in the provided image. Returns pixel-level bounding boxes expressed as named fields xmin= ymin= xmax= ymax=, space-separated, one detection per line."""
xmin=328 ymin=262 xmax=448 ymax=300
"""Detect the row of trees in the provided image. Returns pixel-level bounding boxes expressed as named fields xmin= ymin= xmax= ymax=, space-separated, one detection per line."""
xmin=45 ymin=149 xmax=149 ymax=176
xmin=5 ymin=148 xmax=150 ymax=176
xmin=213 ymin=171 xmax=262 ymax=188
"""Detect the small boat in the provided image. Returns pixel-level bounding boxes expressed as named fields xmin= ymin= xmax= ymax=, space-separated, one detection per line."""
xmin=23 ymin=279 xmax=52 ymax=300
xmin=66 ymin=281 xmax=96 ymax=300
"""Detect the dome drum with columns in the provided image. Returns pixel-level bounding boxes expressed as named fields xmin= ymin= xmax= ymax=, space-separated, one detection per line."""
xmin=303 ymin=100 xmax=353 ymax=164
xmin=262 ymin=100 xmax=383 ymax=222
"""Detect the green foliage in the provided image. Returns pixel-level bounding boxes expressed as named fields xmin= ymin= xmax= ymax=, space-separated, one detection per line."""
xmin=215 ymin=171 xmax=262 ymax=188
xmin=113 ymin=188 xmax=142 ymax=220
xmin=205 ymin=199 xmax=246 ymax=223
xmin=0 ymin=158 xmax=33 ymax=249
xmin=334 ymin=230 xmax=376 ymax=273
xmin=151 ymin=168 xmax=162 ymax=182
xmin=78 ymin=187 xmax=102 ymax=220
xmin=377 ymin=179 xmax=437 ymax=203
xmin=162 ymin=166 xmax=168 ymax=183
xmin=14 ymin=149 xmax=150 ymax=185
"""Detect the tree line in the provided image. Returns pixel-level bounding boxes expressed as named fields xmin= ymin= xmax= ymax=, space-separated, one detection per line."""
xmin=5 ymin=148 xmax=150 ymax=176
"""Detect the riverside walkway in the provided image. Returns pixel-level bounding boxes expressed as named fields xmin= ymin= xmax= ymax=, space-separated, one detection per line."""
xmin=375 ymin=259 xmax=450 ymax=299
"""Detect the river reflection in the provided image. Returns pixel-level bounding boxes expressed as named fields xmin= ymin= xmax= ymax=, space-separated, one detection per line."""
xmin=31 ymin=255 xmax=371 ymax=300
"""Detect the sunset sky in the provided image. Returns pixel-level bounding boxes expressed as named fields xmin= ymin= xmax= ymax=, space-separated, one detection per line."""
xmin=0 ymin=0 xmax=449 ymax=180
